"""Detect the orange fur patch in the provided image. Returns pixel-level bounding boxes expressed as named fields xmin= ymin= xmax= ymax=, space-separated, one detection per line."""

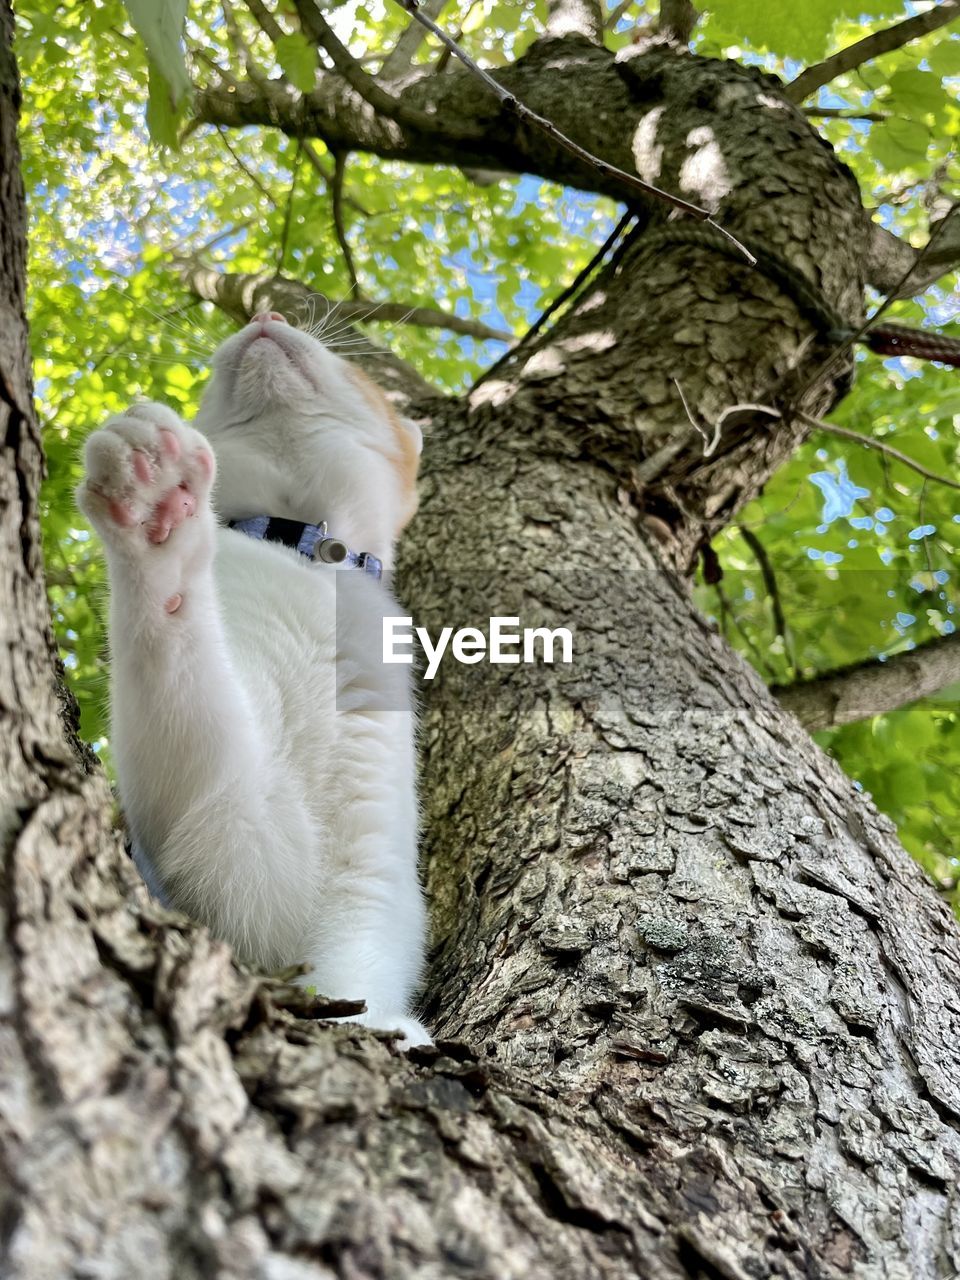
xmin=347 ymin=365 xmax=421 ymax=530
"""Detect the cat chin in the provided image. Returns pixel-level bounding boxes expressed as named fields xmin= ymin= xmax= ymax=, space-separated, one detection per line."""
xmin=209 ymin=326 xmax=329 ymax=408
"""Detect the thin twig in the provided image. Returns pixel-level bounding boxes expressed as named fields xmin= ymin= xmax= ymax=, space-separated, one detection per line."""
xmin=277 ymin=139 xmax=303 ymax=273
xmin=674 ymin=378 xmax=721 ymax=456
xmin=739 ymin=525 xmax=795 ymax=672
xmin=714 ymin=582 xmax=778 ymax=681
xmin=221 ymin=0 xmax=269 ymax=86
xmin=332 ymin=152 xmax=361 ymax=295
xmin=391 ymin=0 xmax=755 ymax=262
xmin=193 ymin=47 xmax=241 ymax=89
xmin=799 ymin=412 xmax=960 ymax=493
xmin=245 ymin=0 xmax=285 ymax=44
xmin=790 ymin=200 xmax=960 ymax=403
xmin=301 ymin=142 xmax=372 ymax=216
xmin=381 ymin=0 xmax=451 ymax=78
xmin=787 ymin=0 xmax=960 ymax=103
xmin=218 ymin=127 xmax=279 ymax=207
xmin=803 ymin=107 xmax=888 ymax=122
xmin=473 ymin=208 xmax=637 ymax=387
xmin=336 ymin=299 xmax=512 ymax=341
xmin=604 ymin=1 xmax=634 ymax=30
xmin=189 ymin=218 xmax=255 ymax=255
xmin=294 ymin=0 xmax=451 ymax=134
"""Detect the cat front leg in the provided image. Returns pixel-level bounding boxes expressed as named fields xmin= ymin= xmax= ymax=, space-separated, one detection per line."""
xmin=77 ymin=404 xmax=310 ymax=962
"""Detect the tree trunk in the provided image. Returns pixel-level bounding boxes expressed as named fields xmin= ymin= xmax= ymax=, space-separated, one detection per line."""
xmin=4 ymin=9 xmax=960 ymax=1278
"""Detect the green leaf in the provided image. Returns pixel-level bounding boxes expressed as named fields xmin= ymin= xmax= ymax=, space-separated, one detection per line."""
xmin=871 ymin=117 xmax=930 ymax=169
xmin=144 ymin=59 xmax=184 ymax=148
xmin=928 ymin=37 xmax=960 ymax=78
xmin=121 ymin=0 xmax=189 ymax=105
xmin=885 ymin=69 xmax=949 ymax=121
xmin=703 ymin=0 xmax=902 ymax=61
xmin=275 ymin=33 xmax=317 ymax=93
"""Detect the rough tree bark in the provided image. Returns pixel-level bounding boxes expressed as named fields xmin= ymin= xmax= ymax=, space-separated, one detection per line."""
xmin=3 ymin=8 xmax=960 ymax=1279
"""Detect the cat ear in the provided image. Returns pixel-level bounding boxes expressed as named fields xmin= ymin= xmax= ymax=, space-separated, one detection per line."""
xmin=399 ymin=416 xmax=424 ymax=456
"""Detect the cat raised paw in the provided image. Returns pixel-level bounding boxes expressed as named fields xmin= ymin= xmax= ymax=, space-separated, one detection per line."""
xmin=77 ymin=403 xmax=215 ymax=553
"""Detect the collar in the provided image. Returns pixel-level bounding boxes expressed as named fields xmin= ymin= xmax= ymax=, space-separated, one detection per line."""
xmin=227 ymin=516 xmax=383 ymax=581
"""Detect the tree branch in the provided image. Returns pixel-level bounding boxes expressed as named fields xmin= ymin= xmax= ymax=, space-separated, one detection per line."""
xmin=381 ymin=0 xmax=451 ymax=79
xmin=389 ymin=0 xmax=753 ymax=259
xmin=738 ymin=526 xmax=794 ymax=668
xmin=331 ymin=151 xmax=361 ymax=294
xmin=277 ymin=139 xmax=302 ymax=273
xmin=244 ymin=0 xmax=285 ymax=44
xmin=174 ymin=259 xmax=509 ymax=360
xmin=774 ymin=631 xmax=960 ymax=731
xmin=799 ymin=412 xmax=960 ymax=493
xmin=604 ymin=0 xmax=634 ymax=29
xmin=544 ymin=0 xmax=604 ymax=44
xmin=786 ymin=0 xmax=960 ymax=103
xmin=658 ymin=0 xmax=699 ymax=45
xmin=217 ymin=125 xmax=279 ymax=207
xmin=864 ymin=216 xmax=960 ymax=296
xmin=292 ymin=0 xmax=452 ymax=134
xmin=174 ymin=260 xmax=443 ymax=405
xmin=294 ymin=140 xmax=373 ymax=216
xmin=804 ymin=106 xmax=888 ymax=122
xmin=189 ymin=40 xmax=745 ymax=215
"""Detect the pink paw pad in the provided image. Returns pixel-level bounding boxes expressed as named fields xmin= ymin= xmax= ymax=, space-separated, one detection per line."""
xmin=147 ymin=484 xmax=198 ymax=544
xmin=159 ymin=428 xmax=182 ymax=461
xmin=132 ymin=450 xmax=153 ymax=484
xmin=108 ymin=499 xmax=137 ymax=528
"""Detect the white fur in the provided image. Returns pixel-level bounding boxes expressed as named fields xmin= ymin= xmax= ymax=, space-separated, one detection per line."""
xmin=77 ymin=317 xmax=430 ymax=1047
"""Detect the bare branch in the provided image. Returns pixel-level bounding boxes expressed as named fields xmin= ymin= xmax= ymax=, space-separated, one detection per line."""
xmin=175 ymin=259 xmax=512 ymax=342
xmin=174 ymin=260 xmax=443 ymax=406
xmin=604 ymin=0 xmax=634 ymax=29
xmin=381 ymin=0 xmax=451 ymax=79
xmin=790 ymin=200 xmax=960 ymax=402
xmin=337 ymin=298 xmax=512 ymax=341
xmin=293 ymin=0 xmax=452 ymax=134
xmin=221 ymin=0 xmax=269 ymax=86
xmin=244 ymin=0 xmax=285 ymax=44
xmin=786 ymin=0 xmax=960 ymax=103
xmin=545 ymin=0 xmax=604 ymax=44
xmin=738 ymin=526 xmax=795 ymax=671
xmin=193 ymin=46 xmax=241 ymax=89
xmin=658 ymin=0 xmax=699 ymax=45
xmin=774 ymin=631 xmax=960 ymax=731
xmin=277 ymin=140 xmax=302 ymax=273
xmin=331 ymin=152 xmax=361 ymax=295
xmin=804 ymin=106 xmax=888 ymax=122
xmin=864 ymin=216 xmax=960 ymax=295
xmin=390 ymin=0 xmax=755 ymax=261
xmin=798 ymin=412 xmax=960 ymax=493
xmin=474 ymin=210 xmax=635 ymax=390
xmin=217 ymin=126 xmax=279 ymax=207
xmin=300 ymin=141 xmax=372 ymax=216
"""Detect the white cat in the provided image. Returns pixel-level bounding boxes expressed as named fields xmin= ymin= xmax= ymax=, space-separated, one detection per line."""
xmin=77 ymin=312 xmax=430 ymax=1047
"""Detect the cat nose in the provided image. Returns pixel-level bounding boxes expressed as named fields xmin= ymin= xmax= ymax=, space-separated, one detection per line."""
xmin=251 ymin=311 xmax=287 ymax=324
